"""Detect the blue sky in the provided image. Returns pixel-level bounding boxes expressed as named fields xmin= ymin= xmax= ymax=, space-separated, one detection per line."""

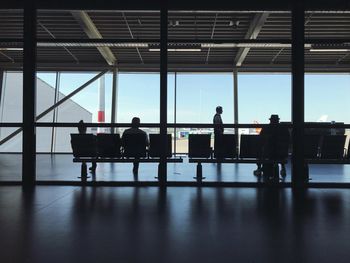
xmin=37 ymin=72 xmax=350 ymax=124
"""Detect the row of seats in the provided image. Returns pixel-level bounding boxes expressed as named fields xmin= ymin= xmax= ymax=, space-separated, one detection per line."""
xmin=71 ymin=133 xmax=289 ymax=160
xmin=72 ymin=133 xmax=350 ymax=160
xmin=189 ymin=134 xmax=289 ymax=159
xmin=304 ymin=134 xmax=349 ymax=159
xmin=71 ymin=133 xmax=172 ymax=159
xmin=190 ymin=134 xmax=350 ymax=160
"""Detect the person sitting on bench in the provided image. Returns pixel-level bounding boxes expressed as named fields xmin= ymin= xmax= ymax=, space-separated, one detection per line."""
xmin=78 ymin=120 xmax=97 ymax=173
xmin=122 ymin=117 xmax=149 ymax=174
xmin=253 ymin=114 xmax=289 ymax=178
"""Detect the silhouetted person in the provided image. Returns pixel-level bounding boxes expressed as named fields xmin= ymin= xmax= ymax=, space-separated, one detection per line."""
xmin=77 ymin=120 xmax=97 ymax=173
xmin=213 ymin=106 xmax=224 ymax=159
xmin=253 ymin=114 xmax=289 ymax=179
xmin=78 ymin=120 xmax=87 ymax=134
xmin=122 ymin=117 xmax=149 ymax=174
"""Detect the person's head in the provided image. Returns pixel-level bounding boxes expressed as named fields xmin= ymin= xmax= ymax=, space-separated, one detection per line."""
xmin=78 ymin=120 xmax=87 ymax=134
xmin=269 ymin=114 xmax=280 ymax=124
xmin=131 ymin=117 xmax=141 ymax=128
xmin=216 ymin=106 xmax=223 ymax=114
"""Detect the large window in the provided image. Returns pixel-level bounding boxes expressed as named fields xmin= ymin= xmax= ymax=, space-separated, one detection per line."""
xmin=176 ymin=73 xmax=234 ymax=124
xmin=0 ymin=9 xmax=23 ymax=181
xmin=0 ymin=72 xmax=23 ymax=123
xmin=305 ymin=74 xmax=350 ymax=123
xmin=238 ymin=74 xmax=291 ymax=124
xmin=118 ymin=73 xmax=160 ymax=123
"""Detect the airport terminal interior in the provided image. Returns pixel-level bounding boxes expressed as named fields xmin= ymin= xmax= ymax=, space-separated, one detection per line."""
xmin=1 ymin=0 xmax=350 ymax=262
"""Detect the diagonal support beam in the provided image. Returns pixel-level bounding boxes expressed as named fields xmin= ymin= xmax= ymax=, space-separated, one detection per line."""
xmin=234 ymin=13 xmax=269 ymax=67
xmin=71 ymin=11 xmax=116 ymax=66
xmin=0 ymin=70 xmax=109 ymax=146
xmin=205 ymin=13 xmax=218 ymax=64
xmin=122 ymin=12 xmax=144 ymax=64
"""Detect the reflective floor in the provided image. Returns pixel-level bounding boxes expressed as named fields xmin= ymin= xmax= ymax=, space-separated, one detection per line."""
xmin=1 ymin=154 xmax=350 ymax=183
xmin=1 ymin=186 xmax=350 ymax=262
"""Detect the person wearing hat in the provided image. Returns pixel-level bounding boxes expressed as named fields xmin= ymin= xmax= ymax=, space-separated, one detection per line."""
xmin=253 ymin=114 xmax=289 ymax=180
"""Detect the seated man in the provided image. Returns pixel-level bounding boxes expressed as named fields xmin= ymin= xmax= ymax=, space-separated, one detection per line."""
xmin=254 ymin=114 xmax=289 ymax=179
xmin=122 ymin=117 xmax=149 ymax=174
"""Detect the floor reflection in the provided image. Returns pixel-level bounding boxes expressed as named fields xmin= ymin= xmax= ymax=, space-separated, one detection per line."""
xmin=0 ymin=186 xmax=350 ymax=262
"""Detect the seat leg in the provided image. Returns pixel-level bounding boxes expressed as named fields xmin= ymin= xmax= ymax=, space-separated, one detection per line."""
xmin=155 ymin=161 xmax=168 ymax=185
xmin=194 ymin=162 xmax=204 ymax=183
xmin=133 ymin=161 xmax=139 ymax=174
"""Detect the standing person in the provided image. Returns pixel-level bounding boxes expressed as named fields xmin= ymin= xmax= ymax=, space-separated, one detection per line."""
xmin=77 ymin=120 xmax=97 ymax=173
xmin=122 ymin=117 xmax=149 ymax=174
xmin=213 ymin=106 xmax=224 ymax=159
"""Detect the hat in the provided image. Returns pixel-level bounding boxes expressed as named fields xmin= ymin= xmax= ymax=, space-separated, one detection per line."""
xmin=269 ymin=114 xmax=280 ymax=121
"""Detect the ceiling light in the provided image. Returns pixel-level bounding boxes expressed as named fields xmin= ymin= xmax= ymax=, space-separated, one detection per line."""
xmin=201 ymin=43 xmax=292 ymax=48
xmin=148 ymin=48 xmax=202 ymax=52
xmin=310 ymin=49 xmax=350 ymax=52
xmin=0 ymin=48 xmax=23 ymax=51
xmin=36 ymin=42 xmax=149 ymax=48
xmin=310 ymin=44 xmax=350 ymax=52
xmin=149 ymin=48 xmax=201 ymax=52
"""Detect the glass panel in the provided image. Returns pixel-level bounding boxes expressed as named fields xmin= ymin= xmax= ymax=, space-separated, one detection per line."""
xmin=118 ymin=73 xmax=160 ymax=123
xmin=305 ymin=74 xmax=350 ymax=123
xmin=238 ymin=73 xmax=291 ymax=124
xmin=57 ymin=72 xmax=98 ymax=122
xmin=176 ymin=73 xmax=234 ymax=124
xmin=36 ymin=73 xmax=56 ymax=123
xmin=0 ymin=129 xmax=22 ymax=181
xmin=0 ymin=72 xmax=23 ymax=123
xmin=167 ymin=73 xmax=175 ymax=123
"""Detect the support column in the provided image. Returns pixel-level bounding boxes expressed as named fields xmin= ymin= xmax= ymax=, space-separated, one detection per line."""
xmin=97 ymin=75 xmax=106 ymax=134
xmin=0 ymin=70 xmax=4 ymax=139
xmin=50 ymin=72 xmax=60 ymax=153
xmin=174 ymin=72 xmax=177 ymax=155
xmin=111 ymin=67 xmax=118 ymax=134
xmin=233 ymin=69 xmax=239 ymax=156
xmin=291 ymin=1 xmax=306 ymax=186
xmin=23 ymin=0 xmax=37 ymax=186
xmin=0 ymin=70 xmax=4 ymax=107
xmin=159 ymin=5 xmax=168 ymax=185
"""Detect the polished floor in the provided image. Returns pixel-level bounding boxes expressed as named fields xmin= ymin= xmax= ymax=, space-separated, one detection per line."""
xmin=1 ymin=186 xmax=350 ymax=262
xmin=1 ymin=154 xmax=350 ymax=183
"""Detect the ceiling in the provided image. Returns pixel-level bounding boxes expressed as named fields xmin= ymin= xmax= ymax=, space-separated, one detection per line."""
xmin=0 ymin=10 xmax=349 ymax=72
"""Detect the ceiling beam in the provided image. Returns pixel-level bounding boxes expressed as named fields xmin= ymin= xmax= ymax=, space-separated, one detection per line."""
xmin=71 ymin=11 xmax=116 ymax=66
xmin=234 ymin=13 xmax=269 ymax=67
